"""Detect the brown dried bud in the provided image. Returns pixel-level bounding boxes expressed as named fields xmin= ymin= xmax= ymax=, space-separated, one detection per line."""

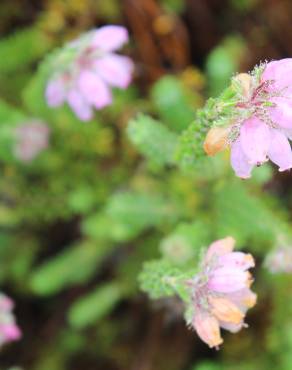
xmin=233 ymin=73 xmax=252 ymax=98
xmin=203 ymin=126 xmax=230 ymax=156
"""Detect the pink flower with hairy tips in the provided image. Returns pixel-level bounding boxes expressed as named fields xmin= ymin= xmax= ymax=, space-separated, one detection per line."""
xmin=45 ymin=25 xmax=133 ymax=121
xmin=14 ymin=120 xmax=50 ymax=162
xmin=188 ymin=237 xmax=256 ymax=348
xmin=0 ymin=293 xmax=21 ymax=347
xmin=204 ymin=60 xmax=292 ymax=178
xmin=231 ymin=60 xmax=292 ymax=178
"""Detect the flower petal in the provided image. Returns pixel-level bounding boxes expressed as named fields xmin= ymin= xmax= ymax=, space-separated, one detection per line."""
xmin=209 ymin=296 xmax=244 ymax=324
xmin=90 ymin=25 xmax=129 ymax=52
xmin=230 ymin=138 xmax=254 ymax=178
xmin=218 ymin=252 xmax=255 ymax=271
xmin=1 ymin=324 xmax=22 ymax=341
xmin=262 ymin=59 xmax=292 ymax=94
xmin=193 ymin=311 xmax=223 ymax=348
xmin=208 ymin=268 xmax=252 ymax=293
xmin=240 ymin=118 xmax=271 ymax=165
xmin=45 ymin=77 xmax=65 ymax=107
xmin=67 ymin=89 xmax=93 ymax=121
xmin=219 ymin=321 xmax=244 ymax=333
xmin=268 ymin=129 xmax=292 ymax=171
xmin=205 ymin=237 xmax=235 ymax=261
xmin=282 ymin=128 xmax=292 ymax=140
xmin=94 ymin=54 xmax=133 ymax=89
xmin=269 ymin=97 xmax=292 ymax=129
xmin=78 ymin=70 xmax=112 ymax=109
xmin=225 ymin=288 xmax=257 ymax=313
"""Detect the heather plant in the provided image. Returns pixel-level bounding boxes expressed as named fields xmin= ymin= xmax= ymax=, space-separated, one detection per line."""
xmin=0 ymin=2 xmax=291 ymax=370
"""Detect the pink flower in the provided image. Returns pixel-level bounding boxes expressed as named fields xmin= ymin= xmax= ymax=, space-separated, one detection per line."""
xmin=188 ymin=237 xmax=256 ymax=348
xmin=14 ymin=121 xmax=50 ymax=162
xmin=0 ymin=293 xmax=21 ymax=347
xmin=45 ymin=25 xmax=133 ymax=121
xmin=204 ymin=60 xmax=292 ymax=178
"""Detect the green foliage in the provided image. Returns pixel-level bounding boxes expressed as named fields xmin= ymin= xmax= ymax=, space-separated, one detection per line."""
xmin=175 ymin=99 xmax=216 ymax=170
xmin=92 ymin=0 xmax=122 ymax=19
xmin=205 ymin=35 xmax=246 ymax=96
xmin=138 ymin=259 xmax=191 ymax=300
xmin=106 ymin=191 xmax=180 ymax=239
xmin=213 ymin=180 xmax=282 ymax=249
xmin=174 ymin=83 xmax=240 ymax=170
xmin=68 ymin=282 xmax=124 ymax=328
xmin=0 ymin=26 xmax=53 ymax=74
xmin=127 ymin=114 xmax=178 ymax=167
xmin=151 ymin=76 xmax=196 ymax=132
xmin=160 ymin=0 xmax=186 ymax=13
xmin=159 ymin=221 xmax=210 ymax=264
xmin=230 ymin=0 xmax=258 ymax=11
xmin=83 ymin=190 xmax=181 ymax=242
xmin=190 ymin=362 xmax=223 ymax=370
xmin=0 ymin=99 xmax=26 ymax=124
xmin=30 ymin=241 xmax=109 ymax=295
xmin=0 ymin=100 xmax=26 ymax=161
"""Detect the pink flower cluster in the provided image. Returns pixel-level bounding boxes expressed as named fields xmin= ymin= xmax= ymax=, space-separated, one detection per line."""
xmin=231 ymin=59 xmax=292 ymax=178
xmin=0 ymin=293 xmax=21 ymax=347
xmin=14 ymin=121 xmax=50 ymax=162
xmin=45 ymin=25 xmax=133 ymax=121
xmin=188 ymin=237 xmax=256 ymax=348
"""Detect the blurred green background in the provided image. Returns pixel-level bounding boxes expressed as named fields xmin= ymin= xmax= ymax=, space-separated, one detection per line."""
xmin=0 ymin=0 xmax=292 ymax=369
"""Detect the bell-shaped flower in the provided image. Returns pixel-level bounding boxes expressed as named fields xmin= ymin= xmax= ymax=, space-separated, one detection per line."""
xmin=188 ymin=237 xmax=256 ymax=348
xmin=204 ymin=59 xmax=292 ymax=178
xmin=45 ymin=26 xmax=133 ymax=121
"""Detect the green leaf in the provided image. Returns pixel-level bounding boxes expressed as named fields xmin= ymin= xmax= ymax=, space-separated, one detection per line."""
xmin=30 ymin=241 xmax=110 ymax=295
xmin=0 ymin=99 xmax=26 ymax=124
xmin=230 ymin=0 xmax=257 ymax=12
xmin=139 ymin=259 xmax=192 ymax=300
xmin=0 ymin=100 xmax=28 ymax=161
xmin=205 ymin=35 xmax=246 ymax=96
xmin=68 ymin=282 xmax=123 ymax=328
xmin=213 ymin=181 xmax=281 ymax=249
xmin=127 ymin=114 xmax=178 ymax=168
xmin=160 ymin=221 xmax=211 ymax=264
xmin=0 ymin=26 xmax=53 ymax=74
xmin=160 ymin=0 xmax=186 ymax=13
xmin=105 ymin=191 xmax=180 ymax=240
xmin=83 ymin=191 xmax=180 ymax=243
xmin=151 ymin=76 xmax=195 ymax=132
xmin=175 ymin=99 xmax=216 ymax=170
xmin=190 ymin=361 xmax=223 ymax=370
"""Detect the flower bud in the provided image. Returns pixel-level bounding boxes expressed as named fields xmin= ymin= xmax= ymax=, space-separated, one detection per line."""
xmin=233 ymin=73 xmax=252 ymax=98
xmin=203 ymin=126 xmax=230 ymax=156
